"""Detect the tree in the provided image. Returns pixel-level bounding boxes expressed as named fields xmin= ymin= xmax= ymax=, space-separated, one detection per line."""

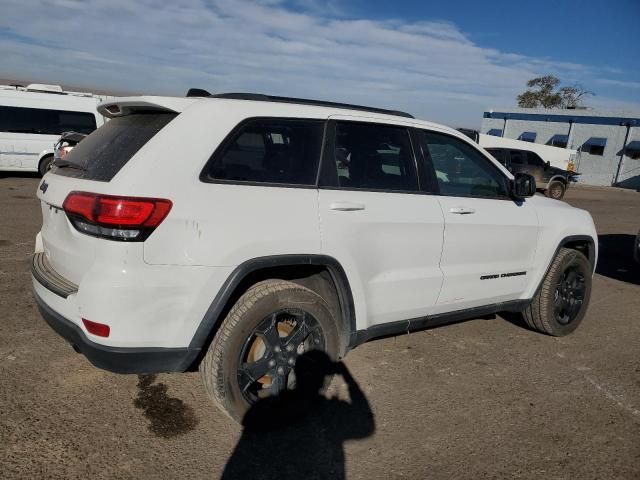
xmin=558 ymin=85 xmax=594 ymax=109
xmin=517 ymin=75 xmax=593 ymax=109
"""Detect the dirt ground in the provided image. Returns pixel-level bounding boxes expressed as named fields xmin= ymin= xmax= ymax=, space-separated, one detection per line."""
xmin=1 ymin=175 xmax=639 ymax=479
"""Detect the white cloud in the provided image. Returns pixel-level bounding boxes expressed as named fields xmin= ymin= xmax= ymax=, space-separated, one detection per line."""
xmin=594 ymin=78 xmax=640 ymax=90
xmin=0 ymin=0 xmax=634 ymax=126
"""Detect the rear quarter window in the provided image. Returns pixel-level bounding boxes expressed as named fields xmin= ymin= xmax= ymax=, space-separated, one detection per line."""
xmin=52 ymin=112 xmax=177 ymax=182
xmin=201 ymin=118 xmax=324 ymax=186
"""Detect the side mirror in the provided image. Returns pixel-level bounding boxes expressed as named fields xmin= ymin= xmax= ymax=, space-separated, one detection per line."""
xmin=512 ymin=172 xmax=536 ymax=198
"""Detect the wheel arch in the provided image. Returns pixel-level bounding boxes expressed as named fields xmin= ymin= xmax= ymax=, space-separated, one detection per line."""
xmin=38 ymin=150 xmax=54 ymax=163
xmin=532 ymin=235 xmax=596 ymax=298
xmin=37 ymin=151 xmax=54 ymax=174
xmin=546 ymin=175 xmax=567 ymax=190
xmin=185 ymin=255 xmax=357 ymax=369
xmin=560 ymin=235 xmax=596 ymax=271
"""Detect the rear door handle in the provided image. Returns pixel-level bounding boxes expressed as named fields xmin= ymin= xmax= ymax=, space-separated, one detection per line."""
xmin=330 ymin=201 xmax=365 ymax=211
xmin=449 ymin=206 xmax=475 ymax=215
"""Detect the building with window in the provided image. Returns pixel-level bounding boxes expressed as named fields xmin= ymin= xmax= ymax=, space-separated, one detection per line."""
xmin=481 ymin=108 xmax=640 ymax=188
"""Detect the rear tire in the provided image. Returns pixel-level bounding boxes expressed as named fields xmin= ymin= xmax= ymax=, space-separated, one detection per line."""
xmin=523 ymin=248 xmax=592 ymax=336
xmin=546 ymin=181 xmax=565 ymax=200
xmin=38 ymin=155 xmax=54 ymax=177
xmin=199 ymin=279 xmax=340 ymax=422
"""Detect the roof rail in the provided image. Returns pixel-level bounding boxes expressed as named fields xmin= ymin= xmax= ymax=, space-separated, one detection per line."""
xmin=204 ymin=92 xmax=414 ymax=119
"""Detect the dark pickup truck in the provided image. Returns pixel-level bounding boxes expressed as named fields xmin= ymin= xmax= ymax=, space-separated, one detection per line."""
xmin=484 ymin=147 xmax=579 ymax=200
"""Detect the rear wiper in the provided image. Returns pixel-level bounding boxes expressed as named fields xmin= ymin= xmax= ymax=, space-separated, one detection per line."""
xmin=51 ymin=159 xmax=86 ymax=171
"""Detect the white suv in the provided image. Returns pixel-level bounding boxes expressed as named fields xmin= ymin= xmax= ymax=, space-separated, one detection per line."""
xmin=32 ymin=93 xmax=597 ymax=421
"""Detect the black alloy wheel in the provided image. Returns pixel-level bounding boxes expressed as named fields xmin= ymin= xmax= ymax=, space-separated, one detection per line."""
xmin=237 ymin=309 xmax=325 ymax=403
xmin=554 ymin=266 xmax=586 ymax=325
xmin=200 ymin=279 xmax=341 ymax=421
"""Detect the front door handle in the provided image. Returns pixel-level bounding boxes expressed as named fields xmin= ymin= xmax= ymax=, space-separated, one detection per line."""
xmin=449 ymin=206 xmax=476 ymax=215
xmin=330 ymin=201 xmax=365 ymax=211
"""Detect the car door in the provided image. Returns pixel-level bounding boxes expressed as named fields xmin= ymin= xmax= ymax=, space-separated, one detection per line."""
xmin=318 ymin=117 xmax=444 ymax=328
xmin=414 ymin=130 xmax=539 ymax=311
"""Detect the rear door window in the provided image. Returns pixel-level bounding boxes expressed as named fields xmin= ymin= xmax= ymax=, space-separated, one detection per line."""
xmin=52 ymin=112 xmax=177 ymax=182
xmin=322 ymin=121 xmax=419 ymax=192
xmin=201 ymin=118 xmax=324 ymax=186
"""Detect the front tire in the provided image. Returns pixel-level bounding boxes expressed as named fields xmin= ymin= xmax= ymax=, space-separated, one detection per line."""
xmin=546 ymin=180 xmax=566 ymax=200
xmin=523 ymin=248 xmax=592 ymax=336
xmin=199 ymin=279 xmax=340 ymax=422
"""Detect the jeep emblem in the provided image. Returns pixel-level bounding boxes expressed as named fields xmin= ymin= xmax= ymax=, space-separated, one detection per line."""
xmin=39 ymin=181 xmax=48 ymax=194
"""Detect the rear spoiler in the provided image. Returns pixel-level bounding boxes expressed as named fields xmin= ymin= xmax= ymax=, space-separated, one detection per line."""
xmin=97 ymin=96 xmax=196 ymax=118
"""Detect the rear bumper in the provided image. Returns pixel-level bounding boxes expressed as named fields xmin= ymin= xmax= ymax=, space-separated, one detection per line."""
xmin=31 ymin=252 xmax=78 ymax=298
xmin=33 ymin=290 xmax=198 ymax=374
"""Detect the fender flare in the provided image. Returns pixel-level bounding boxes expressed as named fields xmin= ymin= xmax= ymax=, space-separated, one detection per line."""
xmin=38 ymin=149 xmax=54 ymax=162
xmin=185 ymin=254 xmax=357 ymax=365
xmin=533 ymin=235 xmax=596 ymax=298
xmin=558 ymin=234 xmax=596 ymax=271
xmin=546 ymin=175 xmax=567 ymax=190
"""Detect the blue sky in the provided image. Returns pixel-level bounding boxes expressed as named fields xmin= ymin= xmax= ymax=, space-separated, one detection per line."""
xmin=1 ymin=0 xmax=638 ymax=127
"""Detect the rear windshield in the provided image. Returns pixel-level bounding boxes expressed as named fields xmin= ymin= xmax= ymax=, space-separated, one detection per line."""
xmin=52 ymin=112 xmax=177 ymax=182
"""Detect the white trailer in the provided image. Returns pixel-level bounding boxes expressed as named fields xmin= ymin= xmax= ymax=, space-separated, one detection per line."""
xmin=478 ymin=134 xmax=578 ymax=172
xmin=0 ymin=84 xmax=112 ymax=175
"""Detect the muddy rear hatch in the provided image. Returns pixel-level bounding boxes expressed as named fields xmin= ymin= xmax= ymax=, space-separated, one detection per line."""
xmin=36 ymin=111 xmax=178 ymax=286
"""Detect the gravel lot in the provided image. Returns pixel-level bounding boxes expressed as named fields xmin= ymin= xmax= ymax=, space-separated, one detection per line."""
xmin=1 ymin=174 xmax=638 ymax=479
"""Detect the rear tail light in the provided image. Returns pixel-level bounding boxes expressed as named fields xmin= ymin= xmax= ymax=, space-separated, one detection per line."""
xmin=63 ymin=191 xmax=172 ymax=241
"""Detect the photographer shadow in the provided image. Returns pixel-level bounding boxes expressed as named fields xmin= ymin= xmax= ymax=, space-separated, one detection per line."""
xmin=221 ymin=350 xmax=375 ymax=480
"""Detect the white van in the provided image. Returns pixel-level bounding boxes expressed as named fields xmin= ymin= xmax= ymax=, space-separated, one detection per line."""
xmin=0 ymin=84 xmax=110 ymax=175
